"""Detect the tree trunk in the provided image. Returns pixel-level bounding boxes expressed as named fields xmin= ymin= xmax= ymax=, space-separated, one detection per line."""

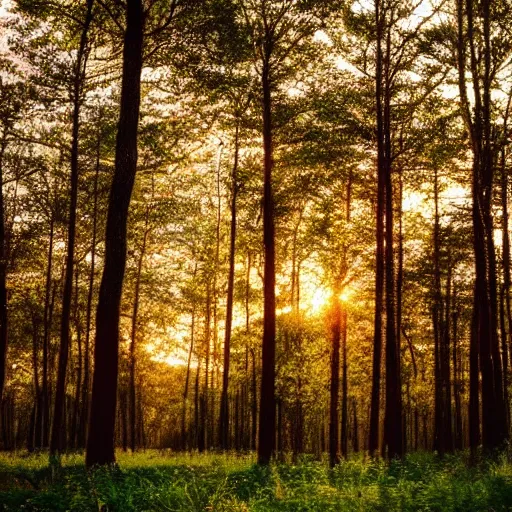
xmin=70 ymin=270 xmax=82 ymax=450
xmin=86 ymin=0 xmax=143 ymax=467
xmin=369 ymin=0 xmax=385 ymax=458
xmin=442 ymin=266 xmax=453 ymax=452
xmin=130 ymin=205 xmax=150 ymax=453
xmin=340 ymin=306 xmax=348 ymax=459
xmin=51 ymin=0 xmax=94 ymax=455
xmin=182 ymin=265 xmax=197 ymax=450
xmin=397 ymin=161 xmax=406 ymax=451
xmin=31 ymin=314 xmax=41 ymax=450
xmin=469 ymin=291 xmax=480 ymax=456
xmin=481 ymin=0 xmax=506 ymax=449
xmin=79 ymin=115 xmax=101 ymax=448
xmin=194 ymin=357 xmax=201 ymax=450
xmin=41 ymin=217 xmax=54 ymax=449
xmin=220 ymin=123 xmax=239 ymax=450
xmin=452 ymin=292 xmax=463 ymax=450
xmin=458 ymin=0 xmax=507 ymax=454
xmin=0 ymin=141 xmax=8 ymax=406
xmin=199 ymin=282 xmax=211 ymax=453
xmin=433 ymin=167 xmax=445 ymax=455
xmin=329 ymin=295 xmax=340 ymax=467
xmin=501 ymin=137 xmax=511 ymax=432
xmin=251 ymin=348 xmax=257 ymax=451
xmin=382 ymin=8 xmax=402 ymax=459
xmin=258 ymin=51 xmax=276 ymax=465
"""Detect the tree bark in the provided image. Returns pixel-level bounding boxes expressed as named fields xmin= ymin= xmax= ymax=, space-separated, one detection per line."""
xmin=329 ymin=295 xmax=341 ymax=467
xmin=220 ymin=122 xmax=239 ymax=450
xmin=258 ymin=48 xmax=276 ymax=465
xmin=501 ymin=133 xmax=511 ymax=432
xmin=51 ymin=0 xmax=94 ymax=455
xmin=452 ymin=296 xmax=463 ymax=450
xmin=182 ymin=264 xmax=197 ymax=450
xmin=86 ymin=0 xmax=144 ymax=467
xmin=0 ymin=141 xmax=8 ymax=406
xmin=341 ymin=306 xmax=348 ymax=459
xmin=70 ymin=270 xmax=82 ymax=450
xmin=79 ymin=113 xmax=101 ymax=448
xmin=382 ymin=2 xmax=402 ymax=459
xmin=369 ymin=0 xmax=385 ymax=458
xmin=130 ymin=204 xmax=150 ymax=453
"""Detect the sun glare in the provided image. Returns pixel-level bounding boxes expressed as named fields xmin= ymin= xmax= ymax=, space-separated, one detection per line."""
xmin=310 ymin=288 xmax=332 ymax=313
xmin=339 ymin=288 xmax=352 ymax=302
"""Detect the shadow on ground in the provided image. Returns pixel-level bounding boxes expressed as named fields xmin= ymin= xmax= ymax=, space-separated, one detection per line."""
xmin=1 ymin=451 xmax=512 ymax=511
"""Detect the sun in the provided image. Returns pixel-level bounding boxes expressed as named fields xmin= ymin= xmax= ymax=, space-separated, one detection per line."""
xmin=339 ymin=287 xmax=352 ymax=303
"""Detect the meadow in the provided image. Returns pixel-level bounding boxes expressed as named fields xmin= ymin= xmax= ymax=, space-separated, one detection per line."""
xmin=1 ymin=451 xmax=512 ymax=511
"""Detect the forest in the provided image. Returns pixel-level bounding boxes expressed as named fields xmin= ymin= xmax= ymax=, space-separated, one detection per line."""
xmin=1 ymin=0 xmax=512 ymax=510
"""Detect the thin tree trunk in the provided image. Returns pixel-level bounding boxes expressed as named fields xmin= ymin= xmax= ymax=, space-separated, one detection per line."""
xmin=251 ymin=348 xmax=257 ymax=451
xmin=199 ymin=282 xmax=211 ymax=453
xmin=42 ymin=217 xmax=54 ymax=449
xmin=501 ymin=137 xmax=511 ymax=432
xmin=31 ymin=314 xmax=41 ymax=450
xmin=369 ymin=0 xmax=385 ymax=458
xmin=220 ymin=123 xmax=239 ymax=450
xmin=182 ymin=265 xmax=197 ymax=450
xmin=194 ymin=357 xmax=201 ymax=450
xmin=211 ymin=141 xmax=223 ymax=449
xmin=442 ymin=266 xmax=453 ymax=452
xmin=452 ymin=293 xmax=463 ymax=450
xmin=433 ymin=167 xmax=444 ymax=455
xmin=70 ymin=270 xmax=82 ymax=450
xmin=79 ymin=114 xmax=101 ymax=448
xmin=341 ymin=306 xmax=348 ymax=459
xmin=130 ymin=205 xmax=150 ymax=453
xmin=51 ymin=0 xmax=94 ymax=455
xmin=329 ymin=296 xmax=340 ymax=467
xmin=0 ymin=141 xmax=8 ymax=406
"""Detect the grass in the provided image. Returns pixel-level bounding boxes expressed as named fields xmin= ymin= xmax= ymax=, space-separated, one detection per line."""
xmin=1 ymin=450 xmax=512 ymax=511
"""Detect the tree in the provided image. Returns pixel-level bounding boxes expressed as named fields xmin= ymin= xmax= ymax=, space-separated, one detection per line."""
xmin=454 ymin=0 xmax=512 ymax=453
xmin=0 ymin=73 xmax=26 ymax=405
xmin=51 ymin=0 xmax=95 ymax=456
xmin=86 ymin=0 xmax=144 ymax=467
xmin=239 ymin=0 xmax=331 ymax=466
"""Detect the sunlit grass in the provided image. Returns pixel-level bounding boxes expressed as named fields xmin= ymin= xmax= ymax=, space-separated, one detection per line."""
xmin=1 ymin=450 xmax=512 ymax=511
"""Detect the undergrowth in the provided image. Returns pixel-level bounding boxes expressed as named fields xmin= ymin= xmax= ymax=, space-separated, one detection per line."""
xmin=1 ymin=450 xmax=511 ymax=511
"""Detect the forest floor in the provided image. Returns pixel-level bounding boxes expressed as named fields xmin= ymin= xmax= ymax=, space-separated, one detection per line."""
xmin=1 ymin=450 xmax=512 ymax=511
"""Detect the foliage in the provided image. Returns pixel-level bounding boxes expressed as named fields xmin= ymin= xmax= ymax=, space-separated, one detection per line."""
xmin=2 ymin=451 xmax=512 ymax=511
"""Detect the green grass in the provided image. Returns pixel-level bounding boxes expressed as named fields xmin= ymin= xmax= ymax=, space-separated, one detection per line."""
xmin=1 ymin=450 xmax=512 ymax=511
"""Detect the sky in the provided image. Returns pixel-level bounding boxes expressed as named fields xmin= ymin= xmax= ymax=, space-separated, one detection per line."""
xmin=0 ymin=0 xmax=11 ymax=16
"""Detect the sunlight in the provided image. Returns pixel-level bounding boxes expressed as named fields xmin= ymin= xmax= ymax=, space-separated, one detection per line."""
xmin=145 ymin=343 xmax=156 ymax=354
xmin=310 ymin=288 xmax=332 ymax=314
xmin=402 ymin=191 xmax=425 ymax=212
xmin=161 ymin=354 xmax=189 ymax=367
xmin=339 ymin=288 xmax=352 ymax=303
xmin=313 ymin=30 xmax=332 ymax=46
